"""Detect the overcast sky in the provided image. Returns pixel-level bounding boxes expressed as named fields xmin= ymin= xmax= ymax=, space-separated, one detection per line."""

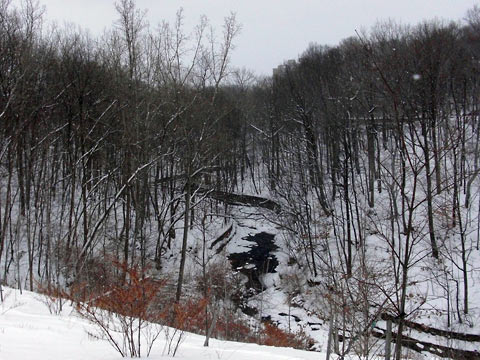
xmin=11 ymin=0 xmax=479 ymax=75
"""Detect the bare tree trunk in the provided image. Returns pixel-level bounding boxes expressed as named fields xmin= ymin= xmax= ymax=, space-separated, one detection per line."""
xmin=343 ymin=136 xmax=352 ymax=277
xmin=367 ymin=115 xmax=376 ymax=207
xmin=421 ymin=119 xmax=439 ymax=259
xmin=176 ymin=179 xmax=191 ymax=302
xmin=326 ymin=314 xmax=334 ymax=360
xmin=385 ymin=319 xmax=392 ymax=360
xmin=204 ymin=307 xmax=219 ymax=347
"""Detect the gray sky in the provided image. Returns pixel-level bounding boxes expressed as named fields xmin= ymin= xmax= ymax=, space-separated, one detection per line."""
xmin=12 ymin=0 xmax=479 ymax=75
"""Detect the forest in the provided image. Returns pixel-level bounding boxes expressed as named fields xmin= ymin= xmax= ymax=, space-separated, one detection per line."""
xmin=1 ymin=0 xmax=480 ymax=359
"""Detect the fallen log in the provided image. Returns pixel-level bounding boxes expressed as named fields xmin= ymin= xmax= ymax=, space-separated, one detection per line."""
xmin=381 ymin=313 xmax=480 ymax=342
xmin=372 ymin=328 xmax=480 ymax=360
xmin=210 ymin=223 xmax=234 ymax=253
xmin=197 ymin=187 xmax=281 ymax=213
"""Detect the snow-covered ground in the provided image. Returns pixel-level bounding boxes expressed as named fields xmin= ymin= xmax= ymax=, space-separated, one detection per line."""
xmin=0 ymin=286 xmax=325 ymax=360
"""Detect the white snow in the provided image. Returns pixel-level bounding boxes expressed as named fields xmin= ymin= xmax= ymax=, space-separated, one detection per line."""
xmin=0 ymin=287 xmax=325 ymax=360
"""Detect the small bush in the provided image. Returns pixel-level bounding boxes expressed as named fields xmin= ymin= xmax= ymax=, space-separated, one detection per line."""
xmin=214 ymin=310 xmax=255 ymax=342
xmin=37 ymin=283 xmax=66 ymax=315
xmin=261 ymin=322 xmax=314 ymax=350
xmin=161 ymin=297 xmax=208 ymax=356
xmin=72 ymin=261 xmax=167 ymax=358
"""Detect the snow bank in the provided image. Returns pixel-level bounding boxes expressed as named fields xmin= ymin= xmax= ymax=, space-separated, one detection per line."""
xmin=0 ymin=287 xmax=324 ymax=360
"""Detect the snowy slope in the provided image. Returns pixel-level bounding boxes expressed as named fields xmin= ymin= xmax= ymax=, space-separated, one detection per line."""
xmin=0 ymin=286 xmax=325 ymax=360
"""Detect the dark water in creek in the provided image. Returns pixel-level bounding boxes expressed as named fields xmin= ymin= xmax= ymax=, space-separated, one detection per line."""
xmin=228 ymin=232 xmax=279 ymax=292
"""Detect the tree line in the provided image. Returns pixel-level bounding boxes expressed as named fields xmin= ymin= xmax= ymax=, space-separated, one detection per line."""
xmin=256 ymin=8 xmax=480 ymax=358
xmin=0 ymin=0 xmax=244 ymax=297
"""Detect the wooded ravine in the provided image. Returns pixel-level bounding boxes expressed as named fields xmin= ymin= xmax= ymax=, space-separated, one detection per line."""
xmin=1 ymin=1 xmax=480 ymax=359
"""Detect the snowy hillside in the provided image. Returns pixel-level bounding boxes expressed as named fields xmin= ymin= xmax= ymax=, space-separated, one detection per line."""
xmin=0 ymin=287 xmax=323 ymax=360
xmin=3 ymin=1 xmax=480 ymax=359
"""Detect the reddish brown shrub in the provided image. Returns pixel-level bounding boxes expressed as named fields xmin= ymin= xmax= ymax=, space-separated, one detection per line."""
xmin=261 ymin=322 xmax=313 ymax=350
xmin=215 ymin=312 xmax=255 ymax=342
xmin=37 ymin=283 xmax=68 ymax=315
xmin=71 ymin=261 xmax=168 ymax=357
xmin=171 ymin=297 xmax=208 ymax=333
